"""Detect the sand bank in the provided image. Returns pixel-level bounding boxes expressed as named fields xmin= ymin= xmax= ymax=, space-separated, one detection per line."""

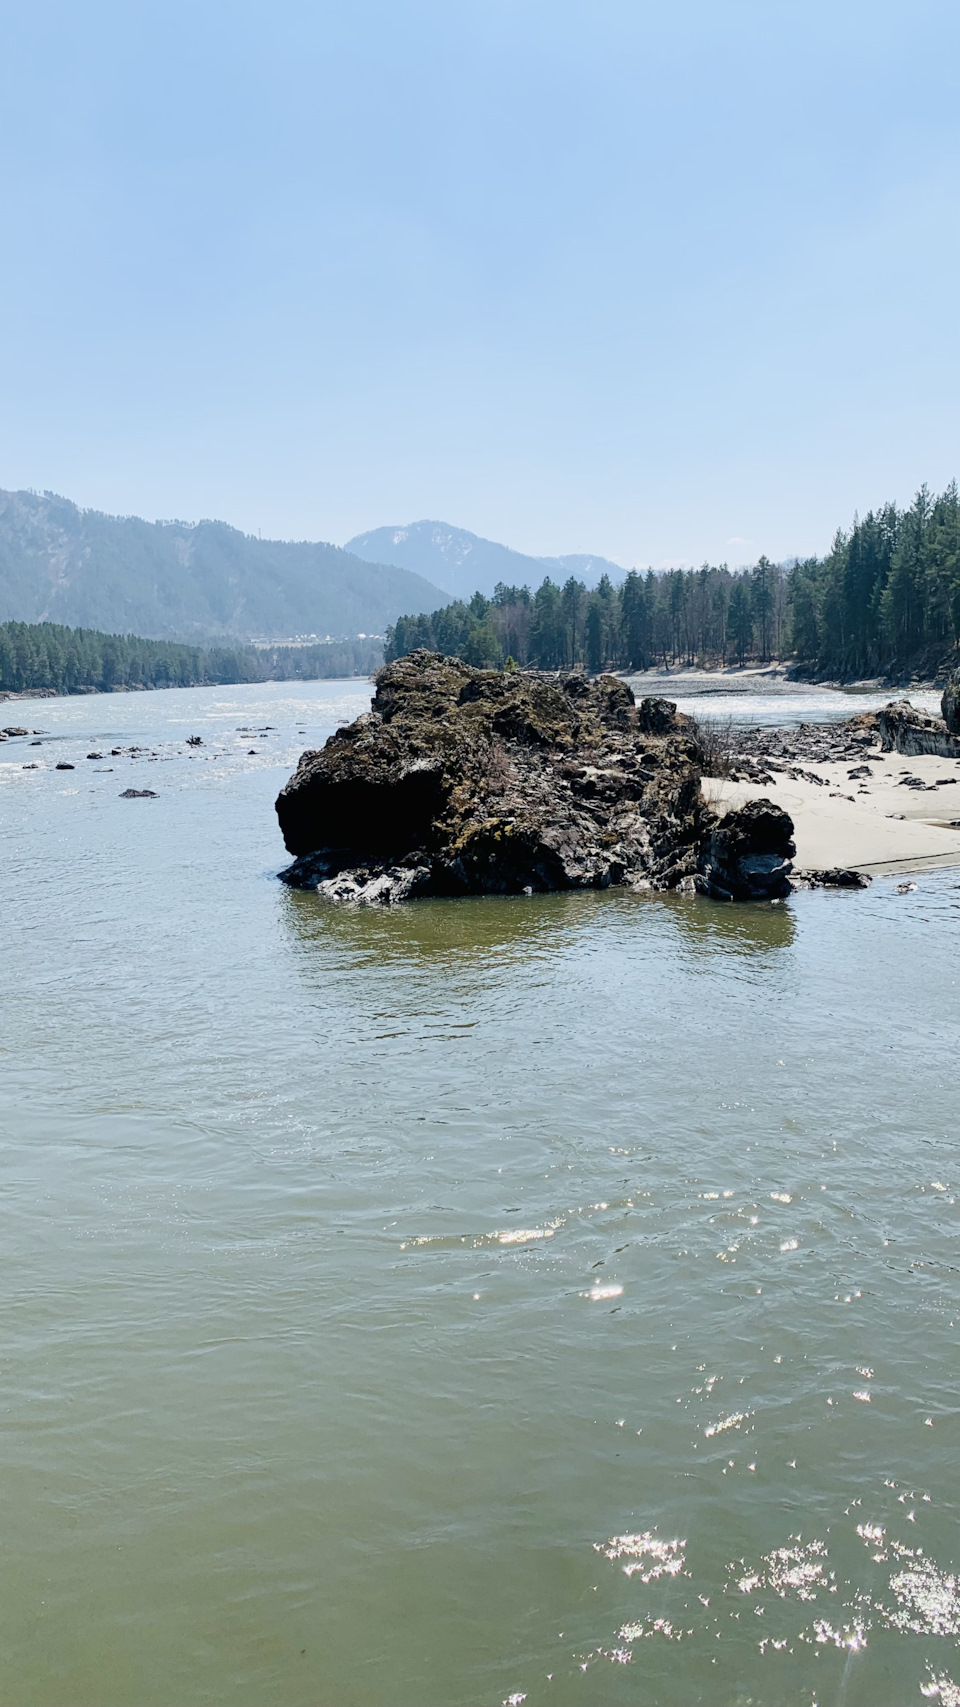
xmin=707 ymin=749 xmax=960 ymax=877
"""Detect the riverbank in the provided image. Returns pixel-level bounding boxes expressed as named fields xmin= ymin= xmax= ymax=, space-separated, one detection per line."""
xmin=0 ymin=673 xmax=376 ymax=703
xmin=623 ymin=662 xmax=942 ymax=696
xmin=709 ymin=755 xmax=960 ymax=876
xmin=705 ymin=712 xmax=960 ymax=877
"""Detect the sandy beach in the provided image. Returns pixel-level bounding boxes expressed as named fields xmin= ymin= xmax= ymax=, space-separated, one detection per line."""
xmin=707 ymin=747 xmax=960 ymax=877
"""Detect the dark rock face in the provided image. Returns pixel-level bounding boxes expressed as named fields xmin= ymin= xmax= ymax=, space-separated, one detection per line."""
xmin=878 ymin=700 xmax=960 ymax=760
xmin=275 ymin=652 xmax=795 ymax=905
xmin=943 ymin=668 xmax=960 ymax=735
xmin=694 ymin=799 xmax=796 ymax=902
xmin=119 ymin=788 xmax=158 ymax=798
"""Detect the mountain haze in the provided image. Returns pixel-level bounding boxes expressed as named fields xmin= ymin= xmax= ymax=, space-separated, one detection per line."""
xmin=345 ymin=521 xmax=627 ymax=601
xmin=0 ymin=490 xmax=449 ymax=642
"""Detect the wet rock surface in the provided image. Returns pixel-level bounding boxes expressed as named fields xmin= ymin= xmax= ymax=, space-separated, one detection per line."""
xmin=793 ymin=867 xmax=872 ymax=890
xmin=276 ymin=652 xmax=795 ymax=904
xmin=692 ymin=799 xmax=796 ymax=902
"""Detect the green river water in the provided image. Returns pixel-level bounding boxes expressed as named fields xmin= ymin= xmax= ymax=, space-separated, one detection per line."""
xmin=1 ymin=679 xmax=958 ymax=1706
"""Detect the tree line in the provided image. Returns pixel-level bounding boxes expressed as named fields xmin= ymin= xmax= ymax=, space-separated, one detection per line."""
xmin=0 ymin=622 xmax=382 ymax=695
xmin=385 ymin=484 xmax=960 ymax=679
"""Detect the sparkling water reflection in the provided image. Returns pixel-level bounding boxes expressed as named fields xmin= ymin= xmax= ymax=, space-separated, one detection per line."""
xmin=1 ymin=680 xmax=959 ymax=1706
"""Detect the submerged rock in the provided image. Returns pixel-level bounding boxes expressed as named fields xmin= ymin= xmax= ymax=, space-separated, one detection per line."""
xmin=275 ymin=652 xmax=795 ymax=904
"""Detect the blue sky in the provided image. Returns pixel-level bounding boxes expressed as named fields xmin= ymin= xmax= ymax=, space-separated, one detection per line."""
xmin=2 ymin=0 xmax=957 ymax=566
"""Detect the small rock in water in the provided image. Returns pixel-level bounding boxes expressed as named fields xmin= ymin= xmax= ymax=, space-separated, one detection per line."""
xmin=896 ymin=881 xmax=918 ymax=894
xmin=803 ymin=868 xmax=871 ymax=889
xmin=55 ymin=761 xmax=75 ymax=770
xmin=3 ymin=725 xmax=29 ymax=736
xmin=22 ymin=762 xmax=39 ymax=769
xmin=87 ymin=752 xmax=104 ymax=760
xmin=119 ymin=787 xmax=158 ymax=798
xmin=186 ymin=734 xmax=203 ymax=747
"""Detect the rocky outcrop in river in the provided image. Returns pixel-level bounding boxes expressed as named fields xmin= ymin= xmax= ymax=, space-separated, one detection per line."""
xmin=276 ymin=652 xmax=795 ymax=904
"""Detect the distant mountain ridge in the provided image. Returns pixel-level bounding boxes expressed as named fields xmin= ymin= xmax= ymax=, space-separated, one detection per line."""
xmin=345 ymin=520 xmax=627 ymax=602
xmin=0 ymin=490 xmax=449 ymax=642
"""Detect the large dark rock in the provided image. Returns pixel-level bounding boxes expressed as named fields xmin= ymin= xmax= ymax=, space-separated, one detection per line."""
xmin=942 ymin=668 xmax=960 ymax=735
xmin=695 ymin=799 xmax=796 ymax=902
xmin=878 ymin=700 xmax=960 ymax=760
xmin=276 ymin=651 xmax=794 ymax=905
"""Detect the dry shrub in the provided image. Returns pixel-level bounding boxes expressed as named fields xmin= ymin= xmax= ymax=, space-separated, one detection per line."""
xmin=686 ymin=711 xmax=736 ymax=777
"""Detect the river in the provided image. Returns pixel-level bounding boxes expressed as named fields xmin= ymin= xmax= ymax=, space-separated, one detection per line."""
xmin=1 ymin=678 xmax=958 ymax=1706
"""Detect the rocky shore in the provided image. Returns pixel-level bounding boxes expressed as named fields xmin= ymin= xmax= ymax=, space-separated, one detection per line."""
xmin=275 ymin=652 xmax=796 ymax=904
xmin=704 ymin=664 xmax=960 ymax=881
xmin=725 ymin=664 xmax=960 ymax=775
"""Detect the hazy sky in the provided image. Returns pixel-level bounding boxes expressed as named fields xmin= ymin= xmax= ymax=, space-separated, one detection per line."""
xmin=2 ymin=0 xmax=958 ymax=566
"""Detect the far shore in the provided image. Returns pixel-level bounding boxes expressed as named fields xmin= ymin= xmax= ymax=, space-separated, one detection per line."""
xmin=0 ymin=674 xmax=377 ymax=704
xmin=620 ymin=661 xmax=942 ymax=695
xmin=2 ymin=659 xmax=948 ymax=705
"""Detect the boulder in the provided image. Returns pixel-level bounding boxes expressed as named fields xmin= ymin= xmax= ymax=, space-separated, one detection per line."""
xmin=942 ymin=667 xmax=960 ymax=735
xmin=636 ymin=696 xmax=680 ymax=735
xmin=878 ymin=700 xmax=960 ymax=759
xmin=696 ymin=799 xmax=796 ymax=902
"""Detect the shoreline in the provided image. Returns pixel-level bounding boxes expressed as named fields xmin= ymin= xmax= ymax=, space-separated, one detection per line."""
xmin=4 ymin=662 xmax=944 ymax=706
xmin=0 ymin=673 xmax=377 ymax=705
xmin=621 ymin=663 xmax=942 ymax=697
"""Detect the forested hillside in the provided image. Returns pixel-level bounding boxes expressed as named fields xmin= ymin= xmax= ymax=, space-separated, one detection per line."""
xmin=386 ymin=486 xmax=960 ymax=680
xmin=346 ymin=519 xmax=625 ymax=601
xmin=0 ymin=490 xmax=448 ymax=641
xmin=0 ymin=621 xmax=381 ymax=696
